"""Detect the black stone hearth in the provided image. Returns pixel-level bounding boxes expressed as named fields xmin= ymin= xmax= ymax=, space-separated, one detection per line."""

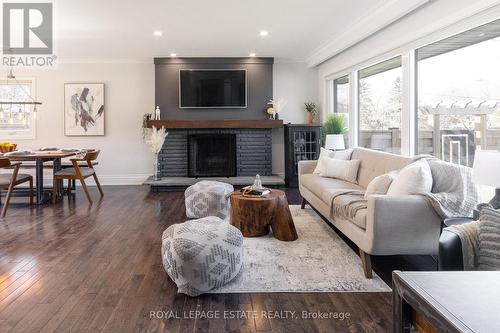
xmin=158 ymin=129 xmax=272 ymax=177
xmin=188 ymin=134 xmax=236 ymax=177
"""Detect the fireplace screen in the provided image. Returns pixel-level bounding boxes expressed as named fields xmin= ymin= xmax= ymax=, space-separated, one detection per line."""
xmin=188 ymin=134 xmax=237 ymax=177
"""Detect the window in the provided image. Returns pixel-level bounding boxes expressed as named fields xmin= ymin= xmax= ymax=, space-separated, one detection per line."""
xmin=0 ymin=79 xmax=36 ymax=140
xmin=358 ymin=57 xmax=402 ymax=154
xmin=333 ymin=75 xmax=350 ymax=141
xmin=417 ymin=20 xmax=500 ymax=166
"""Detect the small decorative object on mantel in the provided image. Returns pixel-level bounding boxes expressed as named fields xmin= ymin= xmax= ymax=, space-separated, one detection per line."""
xmin=271 ymin=98 xmax=287 ymax=120
xmin=145 ymin=125 xmax=168 ymax=181
xmin=266 ymin=102 xmax=274 ymax=120
xmin=304 ymin=102 xmax=318 ymax=124
xmin=154 ymin=106 xmax=161 ymax=120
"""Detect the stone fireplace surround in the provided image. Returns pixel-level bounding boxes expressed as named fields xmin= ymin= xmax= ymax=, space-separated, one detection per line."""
xmin=158 ymin=128 xmax=272 ymax=178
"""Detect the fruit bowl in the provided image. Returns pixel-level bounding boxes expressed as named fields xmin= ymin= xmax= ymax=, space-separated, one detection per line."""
xmin=0 ymin=143 xmax=17 ymax=153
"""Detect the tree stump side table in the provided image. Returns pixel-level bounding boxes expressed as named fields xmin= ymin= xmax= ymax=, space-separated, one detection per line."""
xmin=229 ymin=189 xmax=298 ymax=241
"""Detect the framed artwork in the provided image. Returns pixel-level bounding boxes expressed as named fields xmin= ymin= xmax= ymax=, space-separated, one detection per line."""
xmin=64 ymin=83 xmax=105 ymax=136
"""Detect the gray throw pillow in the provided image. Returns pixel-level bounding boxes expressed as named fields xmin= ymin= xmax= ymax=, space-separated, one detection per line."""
xmin=478 ymin=207 xmax=500 ymax=270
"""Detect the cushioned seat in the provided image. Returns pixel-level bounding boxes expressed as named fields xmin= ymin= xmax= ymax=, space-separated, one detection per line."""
xmin=161 ymin=216 xmax=243 ymax=296
xmin=185 ymin=180 xmax=234 ymax=219
xmin=54 ymin=167 xmax=95 ymax=177
xmin=0 ymin=173 xmax=32 ymax=186
xmin=300 ymin=174 xmax=363 ymax=203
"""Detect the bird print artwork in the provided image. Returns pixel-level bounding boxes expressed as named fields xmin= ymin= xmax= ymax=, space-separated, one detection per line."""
xmin=65 ymin=84 xmax=105 ymax=136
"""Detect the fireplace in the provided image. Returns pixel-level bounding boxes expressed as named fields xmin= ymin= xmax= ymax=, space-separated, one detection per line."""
xmin=188 ymin=134 xmax=237 ymax=177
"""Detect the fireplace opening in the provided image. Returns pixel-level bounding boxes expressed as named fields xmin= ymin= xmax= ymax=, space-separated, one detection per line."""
xmin=188 ymin=134 xmax=237 ymax=177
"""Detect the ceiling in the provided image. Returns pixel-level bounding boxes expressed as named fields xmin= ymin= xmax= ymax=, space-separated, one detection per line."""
xmin=53 ymin=0 xmax=423 ymax=64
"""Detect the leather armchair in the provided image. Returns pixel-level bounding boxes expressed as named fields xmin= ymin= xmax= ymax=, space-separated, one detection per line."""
xmin=438 ymin=217 xmax=476 ymax=271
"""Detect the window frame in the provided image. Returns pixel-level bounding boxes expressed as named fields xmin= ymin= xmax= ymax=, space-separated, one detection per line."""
xmin=0 ymin=77 xmax=37 ymax=140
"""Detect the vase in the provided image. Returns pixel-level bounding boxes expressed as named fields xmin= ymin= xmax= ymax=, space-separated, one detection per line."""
xmin=308 ymin=114 xmax=315 ymax=124
xmin=274 ymin=113 xmax=279 ymax=120
xmin=153 ymin=153 xmax=160 ymax=181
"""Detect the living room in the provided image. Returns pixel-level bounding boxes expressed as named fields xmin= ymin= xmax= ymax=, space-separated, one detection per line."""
xmin=0 ymin=0 xmax=499 ymax=332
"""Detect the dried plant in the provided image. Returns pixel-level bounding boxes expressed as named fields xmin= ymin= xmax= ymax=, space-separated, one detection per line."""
xmin=270 ymin=98 xmax=288 ymax=113
xmin=146 ymin=126 xmax=168 ymax=154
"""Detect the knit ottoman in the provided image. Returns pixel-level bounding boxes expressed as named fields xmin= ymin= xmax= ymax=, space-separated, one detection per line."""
xmin=185 ymin=180 xmax=234 ymax=219
xmin=161 ymin=216 xmax=243 ymax=296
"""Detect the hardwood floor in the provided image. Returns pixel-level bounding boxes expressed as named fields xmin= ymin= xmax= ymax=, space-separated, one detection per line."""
xmin=0 ymin=186 xmax=409 ymax=332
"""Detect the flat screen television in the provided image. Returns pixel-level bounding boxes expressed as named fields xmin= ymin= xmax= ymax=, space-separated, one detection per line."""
xmin=179 ymin=69 xmax=247 ymax=108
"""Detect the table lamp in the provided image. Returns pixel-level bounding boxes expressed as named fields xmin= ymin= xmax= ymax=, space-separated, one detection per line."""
xmin=325 ymin=134 xmax=345 ymax=151
xmin=473 ymin=150 xmax=500 ymax=209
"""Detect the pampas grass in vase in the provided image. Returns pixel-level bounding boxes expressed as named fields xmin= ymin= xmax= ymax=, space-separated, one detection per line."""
xmin=146 ymin=126 xmax=168 ymax=180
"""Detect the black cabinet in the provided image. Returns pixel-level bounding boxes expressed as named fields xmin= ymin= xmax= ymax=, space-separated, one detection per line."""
xmin=284 ymin=124 xmax=322 ymax=187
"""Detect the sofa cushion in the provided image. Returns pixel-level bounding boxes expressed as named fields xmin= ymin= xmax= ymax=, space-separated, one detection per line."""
xmin=301 ymin=174 xmax=363 ymax=203
xmin=320 ymin=158 xmax=360 ymax=184
xmin=387 ymin=159 xmax=433 ymax=195
xmin=364 ymin=171 xmax=398 ymax=198
xmin=351 ymin=147 xmax=413 ymax=188
xmin=313 ymin=148 xmax=353 ymax=175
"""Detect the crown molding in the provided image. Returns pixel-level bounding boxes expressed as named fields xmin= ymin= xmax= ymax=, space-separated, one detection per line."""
xmin=306 ymin=0 xmax=430 ymax=67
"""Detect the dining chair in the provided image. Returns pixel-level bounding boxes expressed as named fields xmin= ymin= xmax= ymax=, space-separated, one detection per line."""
xmin=0 ymin=158 xmax=34 ymax=217
xmin=52 ymin=150 xmax=104 ymax=204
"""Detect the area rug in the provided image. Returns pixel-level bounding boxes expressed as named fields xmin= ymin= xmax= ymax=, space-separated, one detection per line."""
xmin=211 ymin=205 xmax=390 ymax=293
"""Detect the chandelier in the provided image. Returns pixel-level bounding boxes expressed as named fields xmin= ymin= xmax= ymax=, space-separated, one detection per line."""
xmin=0 ymin=68 xmax=41 ymax=125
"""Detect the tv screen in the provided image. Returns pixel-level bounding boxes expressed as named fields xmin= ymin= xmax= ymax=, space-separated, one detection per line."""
xmin=179 ymin=69 xmax=247 ymax=108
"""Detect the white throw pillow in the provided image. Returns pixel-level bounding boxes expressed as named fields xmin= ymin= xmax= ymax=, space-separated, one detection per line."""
xmin=320 ymin=158 xmax=360 ymax=184
xmin=364 ymin=171 xmax=398 ymax=198
xmin=313 ymin=148 xmax=353 ymax=175
xmin=387 ymin=159 xmax=433 ymax=195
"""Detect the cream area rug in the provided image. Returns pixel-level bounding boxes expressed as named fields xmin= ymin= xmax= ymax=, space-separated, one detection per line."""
xmin=212 ymin=205 xmax=390 ymax=293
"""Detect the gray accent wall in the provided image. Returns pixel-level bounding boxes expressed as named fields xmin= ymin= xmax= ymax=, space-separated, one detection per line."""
xmin=154 ymin=57 xmax=273 ymax=120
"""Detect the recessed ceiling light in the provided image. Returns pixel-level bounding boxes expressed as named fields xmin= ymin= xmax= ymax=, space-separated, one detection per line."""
xmin=153 ymin=31 xmax=163 ymax=37
xmin=170 ymin=53 xmax=177 ymax=57
xmin=259 ymin=30 xmax=269 ymax=37
xmin=249 ymin=53 xmax=256 ymax=57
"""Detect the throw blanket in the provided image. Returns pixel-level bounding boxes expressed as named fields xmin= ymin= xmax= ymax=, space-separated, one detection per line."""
xmin=445 ymin=221 xmax=480 ymax=270
xmin=326 ymin=190 xmax=367 ymax=223
xmin=419 ymin=157 xmax=480 ymax=219
xmin=326 ymin=157 xmax=479 ymax=223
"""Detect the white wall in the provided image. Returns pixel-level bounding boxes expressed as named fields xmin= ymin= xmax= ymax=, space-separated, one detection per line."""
xmin=4 ymin=61 xmax=155 ymax=185
xmin=272 ymin=62 xmax=318 ymax=176
xmin=3 ymin=60 xmax=317 ymax=183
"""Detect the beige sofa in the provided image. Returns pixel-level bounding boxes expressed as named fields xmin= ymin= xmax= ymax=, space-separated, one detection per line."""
xmin=298 ymin=147 xmax=442 ymax=278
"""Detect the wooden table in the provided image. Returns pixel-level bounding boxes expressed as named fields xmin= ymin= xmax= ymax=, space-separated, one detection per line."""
xmin=7 ymin=151 xmax=78 ymax=204
xmin=229 ymin=189 xmax=298 ymax=241
xmin=393 ymin=271 xmax=500 ymax=333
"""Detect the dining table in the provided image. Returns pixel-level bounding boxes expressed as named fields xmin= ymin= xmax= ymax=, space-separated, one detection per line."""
xmin=5 ymin=150 xmax=79 ymax=204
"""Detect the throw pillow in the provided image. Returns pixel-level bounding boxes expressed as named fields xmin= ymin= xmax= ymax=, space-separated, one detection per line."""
xmin=313 ymin=148 xmax=335 ymax=175
xmin=313 ymin=148 xmax=353 ymax=175
xmin=364 ymin=171 xmax=398 ymax=198
xmin=387 ymin=159 xmax=433 ymax=195
xmin=478 ymin=207 xmax=500 ymax=270
xmin=320 ymin=158 xmax=360 ymax=184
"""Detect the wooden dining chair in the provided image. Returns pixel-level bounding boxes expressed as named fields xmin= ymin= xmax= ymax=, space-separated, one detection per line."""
xmin=52 ymin=150 xmax=104 ymax=204
xmin=0 ymin=158 xmax=34 ymax=217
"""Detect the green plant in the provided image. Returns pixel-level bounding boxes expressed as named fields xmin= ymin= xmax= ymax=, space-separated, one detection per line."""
xmin=304 ymin=102 xmax=317 ymax=116
xmin=323 ymin=113 xmax=347 ymax=135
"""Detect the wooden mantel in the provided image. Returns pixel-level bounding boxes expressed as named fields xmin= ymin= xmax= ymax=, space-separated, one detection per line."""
xmin=146 ymin=119 xmax=283 ymax=129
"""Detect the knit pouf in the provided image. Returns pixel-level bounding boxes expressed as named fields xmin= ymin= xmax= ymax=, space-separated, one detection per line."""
xmin=161 ymin=216 xmax=243 ymax=296
xmin=185 ymin=180 xmax=234 ymax=219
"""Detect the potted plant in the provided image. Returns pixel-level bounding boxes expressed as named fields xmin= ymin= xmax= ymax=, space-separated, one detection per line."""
xmin=304 ymin=102 xmax=318 ymax=124
xmin=322 ymin=113 xmax=347 ymax=147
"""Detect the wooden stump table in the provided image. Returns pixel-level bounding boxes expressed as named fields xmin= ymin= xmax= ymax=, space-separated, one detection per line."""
xmin=229 ymin=189 xmax=298 ymax=241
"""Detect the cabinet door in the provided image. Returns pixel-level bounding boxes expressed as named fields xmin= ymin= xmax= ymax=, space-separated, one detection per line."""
xmin=292 ymin=128 xmax=319 ymax=177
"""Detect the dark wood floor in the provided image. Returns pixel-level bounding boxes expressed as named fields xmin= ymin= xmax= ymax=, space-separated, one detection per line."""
xmin=0 ymin=186 xmax=434 ymax=332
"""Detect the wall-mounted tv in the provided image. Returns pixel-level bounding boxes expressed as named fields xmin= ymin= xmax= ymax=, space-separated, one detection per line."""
xmin=179 ymin=69 xmax=247 ymax=108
